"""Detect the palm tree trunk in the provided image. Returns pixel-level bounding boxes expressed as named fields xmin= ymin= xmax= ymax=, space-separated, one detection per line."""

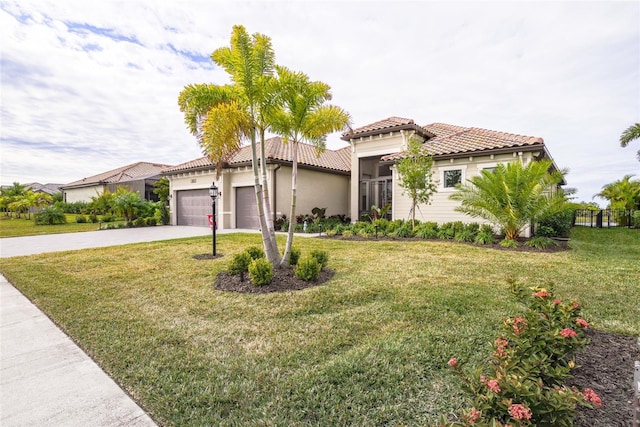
xmin=250 ymin=129 xmax=280 ymax=265
xmin=280 ymin=141 xmax=298 ymax=267
xmin=259 ymin=128 xmax=281 ymax=262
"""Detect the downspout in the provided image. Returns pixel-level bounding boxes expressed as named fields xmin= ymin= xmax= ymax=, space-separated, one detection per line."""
xmin=273 ymin=164 xmax=281 ymax=224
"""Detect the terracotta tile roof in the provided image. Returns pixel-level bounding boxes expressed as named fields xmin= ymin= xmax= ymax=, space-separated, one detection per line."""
xmin=62 ymin=162 xmax=172 ymax=188
xmin=341 ymin=116 xmax=434 ymax=140
xmin=162 ymin=137 xmax=351 ymax=174
xmin=382 ymin=122 xmax=545 ymax=161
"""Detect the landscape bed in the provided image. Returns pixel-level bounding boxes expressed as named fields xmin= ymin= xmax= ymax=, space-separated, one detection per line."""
xmin=0 ymin=227 xmax=638 ymax=426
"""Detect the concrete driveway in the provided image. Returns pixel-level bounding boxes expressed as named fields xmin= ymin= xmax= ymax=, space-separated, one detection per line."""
xmin=0 ymin=225 xmax=233 ymax=426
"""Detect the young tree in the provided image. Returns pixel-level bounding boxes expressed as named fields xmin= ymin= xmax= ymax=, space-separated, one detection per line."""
xmin=450 ymin=159 xmax=566 ymax=241
xmin=269 ymin=65 xmax=351 ymax=267
xmin=620 ymin=123 xmax=640 ymax=161
xmin=395 ymin=137 xmax=437 ymax=228
xmin=594 ymin=174 xmax=640 ymax=210
xmin=153 ymin=177 xmax=171 ymax=225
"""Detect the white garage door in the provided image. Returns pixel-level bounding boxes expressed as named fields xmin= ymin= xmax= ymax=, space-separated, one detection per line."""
xmin=176 ymin=189 xmax=210 ymax=227
xmin=236 ymin=186 xmax=259 ymax=229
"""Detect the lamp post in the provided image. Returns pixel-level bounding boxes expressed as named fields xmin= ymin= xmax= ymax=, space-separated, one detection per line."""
xmin=209 ymin=182 xmax=218 ymax=256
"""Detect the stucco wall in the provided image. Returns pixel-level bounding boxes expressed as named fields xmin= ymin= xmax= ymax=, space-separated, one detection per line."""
xmin=63 ymin=185 xmax=106 ymax=203
xmin=392 ymin=152 xmax=536 ymax=236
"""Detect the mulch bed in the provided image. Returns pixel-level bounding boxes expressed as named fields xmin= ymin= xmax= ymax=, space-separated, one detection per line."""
xmin=569 ymin=328 xmax=639 ymax=426
xmin=215 ymin=267 xmax=334 ymax=293
xmin=214 ymin=267 xmax=638 ymax=426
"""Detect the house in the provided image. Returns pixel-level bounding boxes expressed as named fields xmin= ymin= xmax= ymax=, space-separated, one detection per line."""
xmin=23 ymin=183 xmax=64 ymax=196
xmin=343 ymin=117 xmax=563 ymax=229
xmin=165 ymin=117 xmax=562 ymax=233
xmin=162 ymin=137 xmax=351 ymax=228
xmin=60 ymin=162 xmax=172 ymax=203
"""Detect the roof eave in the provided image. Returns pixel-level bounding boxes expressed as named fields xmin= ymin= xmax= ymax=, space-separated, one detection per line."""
xmin=341 ymin=124 xmax=434 ymax=141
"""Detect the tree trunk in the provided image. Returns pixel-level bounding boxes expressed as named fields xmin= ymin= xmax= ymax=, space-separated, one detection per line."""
xmin=280 ymin=141 xmax=298 ymax=267
xmin=259 ymin=128 xmax=280 ymax=263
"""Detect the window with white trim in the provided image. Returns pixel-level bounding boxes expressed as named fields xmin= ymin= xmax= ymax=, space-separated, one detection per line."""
xmin=439 ymin=165 xmax=466 ymax=191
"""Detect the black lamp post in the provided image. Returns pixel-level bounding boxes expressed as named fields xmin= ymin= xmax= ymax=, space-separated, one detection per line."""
xmin=209 ymin=182 xmax=218 ymax=256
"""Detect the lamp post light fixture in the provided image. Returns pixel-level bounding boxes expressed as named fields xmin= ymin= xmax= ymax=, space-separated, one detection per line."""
xmin=209 ymin=182 xmax=219 ymax=256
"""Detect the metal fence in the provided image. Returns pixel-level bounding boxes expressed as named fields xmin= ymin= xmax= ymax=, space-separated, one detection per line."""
xmin=573 ymin=209 xmax=637 ymax=228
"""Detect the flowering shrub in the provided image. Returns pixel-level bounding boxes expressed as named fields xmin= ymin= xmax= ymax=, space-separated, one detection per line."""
xmin=440 ymin=280 xmax=601 ymax=426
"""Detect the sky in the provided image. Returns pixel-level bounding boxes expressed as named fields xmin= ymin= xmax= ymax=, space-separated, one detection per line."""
xmin=1 ymin=0 xmax=639 ymax=204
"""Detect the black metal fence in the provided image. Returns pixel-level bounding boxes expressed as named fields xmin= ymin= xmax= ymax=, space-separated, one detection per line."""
xmin=573 ymin=209 xmax=638 ymax=228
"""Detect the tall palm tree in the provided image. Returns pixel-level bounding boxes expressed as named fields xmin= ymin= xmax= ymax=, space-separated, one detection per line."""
xmin=594 ymin=174 xmax=640 ymax=210
xmin=620 ymin=123 xmax=640 ymax=161
xmin=179 ymin=25 xmax=281 ymax=264
xmin=269 ymin=66 xmax=351 ymax=266
xmin=450 ymin=159 xmax=566 ymax=241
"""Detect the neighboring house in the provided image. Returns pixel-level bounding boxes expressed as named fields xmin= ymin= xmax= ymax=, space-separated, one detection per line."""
xmin=342 ymin=117 xmax=563 ymax=233
xmin=60 ymin=162 xmax=172 ymax=203
xmin=24 ymin=183 xmax=63 ymax=196
xmin=165 ymin=116 xmax=563 ymax=233
xmin=162 ymin=137 xmax=351 ymax=228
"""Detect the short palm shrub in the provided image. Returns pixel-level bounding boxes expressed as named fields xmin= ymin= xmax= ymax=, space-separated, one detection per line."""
xmin=525 ymin=236 xmax=558 ymax=250
xmin=414 ymin=221 xmax=439 ymax=239
xmin=309 ymin=249 xmax=329 ymax=268
xmin=246 ymin=246 xmax=265 ymax=260
xmin=294 ymin=256 xmax=321 ymax=281
xmin=474 ymin=224 xmax=495 ymax=245
xmin=443 ymin=281 xmax=600 ymax=426
xmin=289 ymin=247 xmax=301 ymax=266
xmin=455 ymin=223 xmax=479 ymax=242
xmin=228 ymin=252 xmax=252 ymax=281
xmin=34 ymin=206 xmax=67 ymax=225
xmin=248 ymin=258 xmax=273 ymax=286
xmin=75 ymin=215 xmax=87 ymax=223
xmin=437 ymin=222 xmax=456 ymax=239
xmin=395 ymin=222 xmax=414 ymax=238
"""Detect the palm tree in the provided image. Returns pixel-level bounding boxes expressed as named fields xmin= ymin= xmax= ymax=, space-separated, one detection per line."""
xmin=594 ymin=174 xmax=640 ymax=210
xmin=450 ymin=159 xmax=566 ymax=241
xmin=620 ymin=123 xmax=640 ymax=161
xmin=269 ymin=66 xmax=351 ymax=266
xmin=179 ymin=25 xmax=281 ymax=264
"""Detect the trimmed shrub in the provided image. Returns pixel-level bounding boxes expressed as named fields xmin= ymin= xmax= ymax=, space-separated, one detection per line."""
xmin=437 ymin=222 xmax=456 ymax=239
xmin=146 ymin=217 xmax=157 ymax=226
xmin=134 ymin=217 xmax=146 ymax=227
xmin=75 ymin=215 xmax=87 ymax=223
xmin=342 ymin=230 xmax=354 ymax=237
xmin=88 ymin=213 xmax=99 ymax=223
xmin=499 ymin=238 xmax=519 ymax=248
xmin=395 ymin=222 xmax=414 ymax=238
xmin=535 ymin=225 xmax=556 ymax=237
xmin=101 ymin=213 xmax=115 ymax=222
xmin=633 ymin=211 xmax=640 ymax=228
xmin=455 ymin=224 xmax=479 ymax=243
xmin=248 ymin=258 xmax=273 ymax=286
xmin=414 ymin=221 xmax=439 ymax=239
xmin=474 ymin=224 xmax=495 ymax=245
xmin=34 ymin=206 xmax=67 ymax=225
xmin=295 ymin=256 xmax=321 ymax=282
xmin=228 ymin=252 xmax=252 ymax=281
xmin=246 ymin=246 xmax=265 ymax=260
xmin=289 ymin=247 xmax=301 ymax=266
xmin=537 ymin=207 xmax=574 ymax=237
xmin=309 ymin=249 xmax=329 ymax=268
xmin=525 ymin=236 xmax=558 ymax=250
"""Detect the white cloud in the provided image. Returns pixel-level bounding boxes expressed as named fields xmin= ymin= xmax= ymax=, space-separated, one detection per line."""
xmin=1 ymin=0 xmax=638 ymax=204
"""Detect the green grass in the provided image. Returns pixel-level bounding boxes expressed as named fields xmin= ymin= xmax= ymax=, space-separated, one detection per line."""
xmin=0 ymin=228 xmax=638 ymax=426
xmin=0 ymin=214 xmax=119 ymax=237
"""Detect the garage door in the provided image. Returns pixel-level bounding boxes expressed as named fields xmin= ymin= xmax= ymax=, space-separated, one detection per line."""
xmin=236 ymin=186 xmax=259 ymax=229
xmin=176 ymin=189 xmax=210 ymax=227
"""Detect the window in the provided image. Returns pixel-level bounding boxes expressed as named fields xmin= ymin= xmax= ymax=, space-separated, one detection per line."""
xmin=444 ymin=169 xmax=462 ymax=188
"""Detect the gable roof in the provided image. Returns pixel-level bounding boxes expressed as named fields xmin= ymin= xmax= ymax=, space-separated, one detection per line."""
xmin=23 ymin=182 xmax=63 ymax=195
xmin=163 ymin=137 xmax=351 ymax=175
xmin=341 ymin=116 xmax=434 ymax=141
xmin=61 ymin=162 xmax=172 ymax=189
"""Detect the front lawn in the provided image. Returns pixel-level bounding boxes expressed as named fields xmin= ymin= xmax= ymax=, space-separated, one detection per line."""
xmin=0 ymin=228 xmax=638 ymax=426
xmin=0 ymin=214 xmax=111 ymax=237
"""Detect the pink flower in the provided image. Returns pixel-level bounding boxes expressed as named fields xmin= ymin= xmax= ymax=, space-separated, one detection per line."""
xmin=572 ymin=301 xmax=580 ymax=310
xmin=486 ymin=379 xmax=501 ymax=393
xmin=576 ymin=318 xmax=589 ymax=328
xmin=480 ymin=375 xmax=486 ymax=383
xmin=511 ymin=317 xmax=527 ymax=335
xmin=494 ymin=338 xmax=509 ymax=357
xmin=553 ymin=299 xmax=562 ymax=305
xmin=560 ymin=328 xmax=578 ymax=338
xmin=447 ymin=357 xmax=458 ymax=368
xmin=532 ymin=291 xmax=549 ymax=298
xmin=464 ymin=408 xmax=481 ymax=424
xmin=583 ymin=388 xmax=602 ymax=408
xmin=508 ymin=403 xmax=532 ymax=420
